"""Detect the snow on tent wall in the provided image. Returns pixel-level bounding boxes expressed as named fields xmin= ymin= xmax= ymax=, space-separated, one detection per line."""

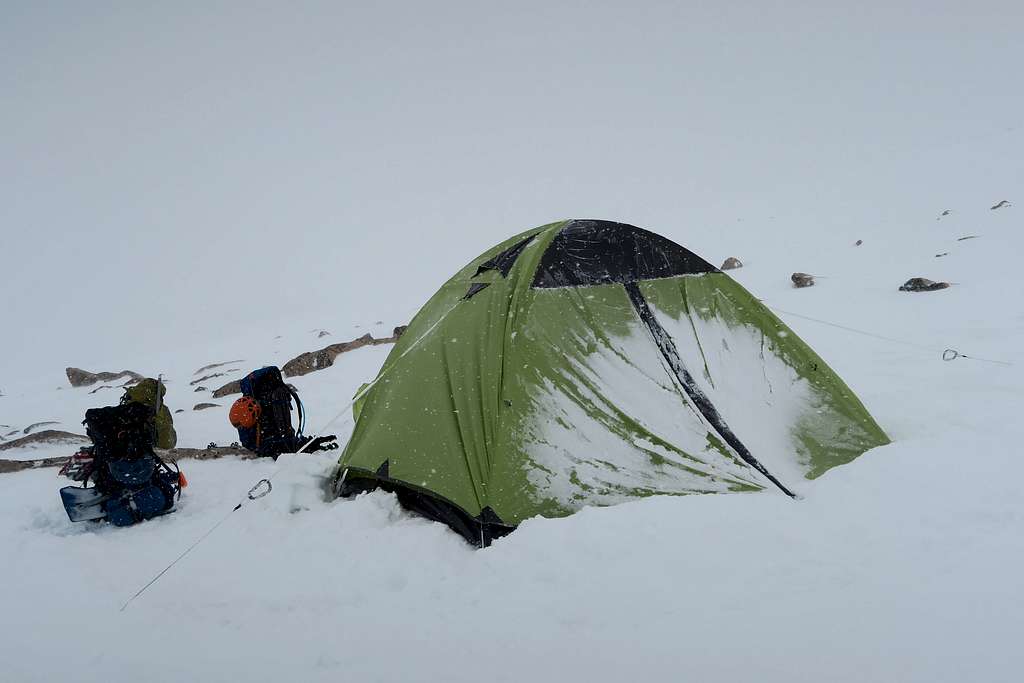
xmin=640 ymin=274 xmax=890 ymax=482
xmin=497 ymin=283 xmax=762 ymax=521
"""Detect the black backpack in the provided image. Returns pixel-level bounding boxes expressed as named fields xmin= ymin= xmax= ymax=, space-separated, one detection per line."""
xmin=83 ymin=402 xmax=156 ymax=461
xmin=237 ymin=366 xmax=305 ymax=457
xmin=68 ymin=402 xmax=181 ymax=526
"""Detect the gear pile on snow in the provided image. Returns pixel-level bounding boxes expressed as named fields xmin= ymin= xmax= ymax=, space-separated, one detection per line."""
xmin=60 ymin=395 xmax=183 ymax=526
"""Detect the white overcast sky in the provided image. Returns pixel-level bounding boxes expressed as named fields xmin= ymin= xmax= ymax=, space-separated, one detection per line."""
xmin=1 ymin=1 xmax=1021 ymax=378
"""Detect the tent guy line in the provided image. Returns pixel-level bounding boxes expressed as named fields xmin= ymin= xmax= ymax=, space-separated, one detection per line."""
xmin=764 ymin=303 xmax=1013 ymax=367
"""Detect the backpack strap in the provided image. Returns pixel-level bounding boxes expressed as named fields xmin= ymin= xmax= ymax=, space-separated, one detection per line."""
xmin=289 ymin=387 xmax=306 ymax=438
xmin=152 ymin=453 xmax=183 ymax=501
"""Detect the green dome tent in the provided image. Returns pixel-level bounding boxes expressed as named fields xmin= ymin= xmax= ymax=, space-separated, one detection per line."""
xmin=333 ymin=220 xmax=889 ymax=545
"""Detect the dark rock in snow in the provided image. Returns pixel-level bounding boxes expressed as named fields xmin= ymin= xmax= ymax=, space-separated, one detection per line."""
xmin=937 ymin=209 xmax=952 ymax=220
xmin=66 ymin=367 xmax=143 ymax=388
xmin=193 ymin=360 xmax=244 ymax=376
xmin=791 ymin=272 xmax=815 ymax=288
xmin=936 ymin=252 xmax=949 ymax=258
xmin=990 ymin=200 xmax=1011 ymax=210
xmin=957 ymin=235 xmax=980 ymax=241
xmin=899 ymin=278 xmax=951 ymax=292
xmin=0 ymin=457 xmax=70 ymax=474
xmin=0 ymin=430 xmax=89 ymax=452
xmin=282 ymin=326 xmax=408 ymax=378
xmin=23 ymin=421 xmax=59 ymax=434
xmin=193 ymin=403 xmax=219 ymax=411
xmin=191 ymin=372 xmax=228 ymax=386
xmin=855 ymin=240 xmax=863 ymax=246
xmin=194 ymin=386 xmax=207 ymax=392
xmin=212 ymin=380 xmax=243 ymax=398
xmin=175 ymin=409 xmax=184 ymax=414
xmin=157 ymin=445 xmax=256 ymax=462
xmin=317 ymin=330 xmax=331 ymax=338
xmin=720 ymin=257 xmax=743 ymax=270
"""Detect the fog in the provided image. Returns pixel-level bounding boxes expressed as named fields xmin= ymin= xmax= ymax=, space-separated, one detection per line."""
xmin=2 ymin=1 xmax=1020 ymax=381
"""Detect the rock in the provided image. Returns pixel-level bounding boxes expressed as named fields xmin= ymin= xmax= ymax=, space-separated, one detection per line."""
xmin=158 ymin=445 xmax=256 ymax=462
xmin=854 ymin=239 xmax=863 ymax=246
xmin=191 ymin=372 xmax=228 ymax=386
xmin=23 ymin=421 xmax=59 ymax=434
xmin=0 ymin=456 xmax=72 ymax=474
xmin=194 ymin=386 xmax=207 ymax=392
xmin=66 ymin=367 xmax=143 ymax=388
xmin=0 ymin=444 xmax=259 ymax=476
xmin=193 ymin=403 xmax=219 ymax=411
xmin=281 ymin=326 xmax=408 ymax=378
xmin=957 ymin=235 xmax=980 ymax=241
xmin=283 ymin=334 xmax=375 ymax=377
xmin=212 ymin=380 xmax=243 ymax=398
xmin=175 ymin=409 xmax=184 ymax=414
xmin=990 ymin=200 xmax=1011 ymax=210
xmin=193 ymin=360 xmax=244 ymax=376
xmin=936 ymin=252 xmax=949 ymax=258
xmin=393 ymin=325 xmax=408 ymax=339
xmin=0 ymin=430 xmax=89 ymax=452
xmin=317 ymin=330 xmax=331 ymax=338
xmin=720 ymin=257 xmax=743 ymax=270
xmin=937 ymin=209 xmax=952 ymax=219
xmin=791 ymin=272 xmax=815 ymax=288
xmin=899 ymin=277 xmax=951 ymax=292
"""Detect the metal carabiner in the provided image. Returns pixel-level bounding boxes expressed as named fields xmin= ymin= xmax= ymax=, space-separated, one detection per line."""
xmin=247 ymin=478 xmax=273 ymax=500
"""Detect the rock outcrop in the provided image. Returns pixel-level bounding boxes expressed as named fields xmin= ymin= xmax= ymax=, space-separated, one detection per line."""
xmin=791 ymin=272 xmax=815 ymax=288
xmin=721 ymin=257 xmax=743 ymax=270
xmin=990 ymin=200 xmax=1011 ymax=210
xmin=193 ymin=403 xmax=219 ymax=411
xmin=899 ymin=278 xmax=950 ymax=292
xmin=66 ymin=367 xmax=143 ymax=388
xmin=0 ymin=430 xmax=90 ymax=452
xmin=23 ymin=421 xmax=59 ymax=434
xmin=212 ymin=380 xmax=243 ymax=398
xmin=193 ymin=360 xmax=244 ymax=376
xmin=281 ymin=326 xmax=408 ymax=378
xmin=0 ymin=444 xmax=258 ymax=476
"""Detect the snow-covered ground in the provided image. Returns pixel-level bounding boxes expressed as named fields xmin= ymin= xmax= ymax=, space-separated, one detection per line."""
xmin=3 ymin=4 xmax=1023 ymax=682
xmin=2 ymin=198 xmax=1021 ymax=682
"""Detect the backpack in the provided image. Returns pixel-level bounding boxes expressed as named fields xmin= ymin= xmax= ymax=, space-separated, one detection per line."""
xmin=101 ymin=455 xmax=182 ymax=526
xmin=236 ymin=366 xmax=305 ymax=456
xmin=60 ymin=402 xmax=181 ymax=526
xmin=83 ymin=402 xmax=155 ymax=462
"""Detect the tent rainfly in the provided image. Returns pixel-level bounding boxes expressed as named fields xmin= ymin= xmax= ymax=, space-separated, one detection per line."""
xmin=332 ymin=220 xmax=889 ymax=545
